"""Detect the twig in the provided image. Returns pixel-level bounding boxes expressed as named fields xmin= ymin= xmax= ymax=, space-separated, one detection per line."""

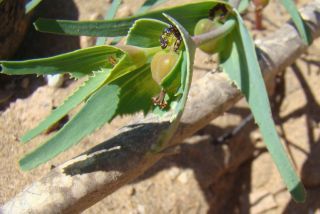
xmin=213 ymin=114 xmax=254 ymax=145
xmin=1 ymin=1 xmax=320 ymax=213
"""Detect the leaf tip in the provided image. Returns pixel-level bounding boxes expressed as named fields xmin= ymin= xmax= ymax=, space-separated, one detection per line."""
xmin=290 ymin=182 xmax=306 ymax=203
xmin=33 ymin=18 xmax=47 ymax=32
xmin=19 ymin=157 xmax=33 ymax=171
xmin=33 ymin=20 xmax=40 ymax=31
xmin=20 ymin=135 xmax=31 ymax=144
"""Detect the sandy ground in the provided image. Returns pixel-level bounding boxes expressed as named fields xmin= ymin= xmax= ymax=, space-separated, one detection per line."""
xmin=1 ymin=0 xmax=320 ymax=213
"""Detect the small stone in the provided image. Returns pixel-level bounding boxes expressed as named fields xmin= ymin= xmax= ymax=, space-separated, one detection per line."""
xmin=127 ymin=186 xmax=136 ymax=196
xmin=137 ymin=204 xmax=145 ymax=214
xmin=46 ymin=74 xmax=64 ymax=88
xmin=167 ymin=167 xmax=180 ymax=181
xmin=177 ymin=171 xmax=189 ymax=184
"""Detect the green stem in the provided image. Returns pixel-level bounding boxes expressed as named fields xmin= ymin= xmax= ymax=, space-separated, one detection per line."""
xmin=192 ymin=19 xmax=236 ymax=47
xmin=255 ymin=9 xmax=264 ymax=30
xmin=144 ymin=46 xmax=162 ymax=56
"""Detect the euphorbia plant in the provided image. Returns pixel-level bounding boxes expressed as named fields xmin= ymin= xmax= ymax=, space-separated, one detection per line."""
xmin=0 ymin=0 xmax=311 ymax=203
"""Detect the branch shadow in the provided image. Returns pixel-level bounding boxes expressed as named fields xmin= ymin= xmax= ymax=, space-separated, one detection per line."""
xmin=63 ymin=121 xmax=172 ymax=175
xmin=282 ymin=63 xmax=320 ymax=213
xmin=131 ymin=107 xmax=260 ymax=214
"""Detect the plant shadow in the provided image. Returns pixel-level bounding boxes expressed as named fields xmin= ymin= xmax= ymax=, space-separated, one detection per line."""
xmin=282 ymin=63 xmax=320 ymax=213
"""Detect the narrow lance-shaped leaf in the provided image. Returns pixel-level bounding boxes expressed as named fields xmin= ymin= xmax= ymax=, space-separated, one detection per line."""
xmin=34 ymin=1 xmax=231 ymax=38
xmin=219 ymin=11 xmax=306 ymax=202
xmin=136 ymin=0 xmax=167 ymax=14
xmin=96 ymin=0 xmax=122 ymax=45
xmin=25 ymin=0 xmax=42 ymax=13
xmin=0 ymin=46 xmax=124 ymax=79
xmin=278 ymin=0 xmax=312 ymax=44
xmin=20 ymin=63 xmax=158 ymax=170
xmin=126 ymin=19 xmax=170 ymax=48
xmin=237 ymin=0 xmax=251 ymax=13
xmin=21 ymin=70 xmax=111 ymax=143
xmin=109 ymin=0 xmax=168 ymax=45
xmin=104 ymin=45 xmax=159 ymax=83
xmin=20 ymin=84 xmax=120 ymax=170
xmin=162 ymin=13 xmax=196 ymax=118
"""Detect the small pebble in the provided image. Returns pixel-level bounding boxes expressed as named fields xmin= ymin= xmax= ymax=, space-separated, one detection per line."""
xmin=46 ymin=74 xmax=64 ymax=88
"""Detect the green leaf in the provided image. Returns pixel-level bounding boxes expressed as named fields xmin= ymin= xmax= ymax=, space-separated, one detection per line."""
xmin=126 ymin=19 xmax=169 ymax=48
xmin=34 ymin=1 xmax=230 ymax=37
xmin=279 ymin=0 xmax=312 ymax=45
xmin=105 ymin=45 xmax=159 ymax=83
xmin=96 ymin=0 xmax=122 ymax=45
xmin=105 ymin=0 xmax=122 ymax=20
xmin=108 ymin=0 xmax=167 ymax=45
xmin=25 ymin=0 xmax=42 ymax=13
xmin=219 ymin=12 xmax=306 ymax=202
xmin=0 ymin=46 xmax=123 ymax=79
xmin=113 ymin=64 xmax=160 ymax=115
xmin=237 ymin=0 xmax=250 ymax=13
xmin=20 ymin=84 xmax=120 ymax=171
xmin=161 ymin=14 xmax=196 ymax=118
xmin=21 ymin=70 xmax=111 ymax=143
xmin=136 ymin=0 xmax=167 ymax=14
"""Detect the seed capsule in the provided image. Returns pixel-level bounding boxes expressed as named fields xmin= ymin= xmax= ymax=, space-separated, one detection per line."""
xmin=151 ymin=50 xmax=179 ymax=85
xmin=194 ymin=18 xmax=225 ymax=54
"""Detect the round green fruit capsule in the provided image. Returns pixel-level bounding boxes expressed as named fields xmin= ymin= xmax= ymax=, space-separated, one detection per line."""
xmin=151 ymin=50 xmax=179 ymax=85
xmin=194 ymin=18 xmax=225 ymax=54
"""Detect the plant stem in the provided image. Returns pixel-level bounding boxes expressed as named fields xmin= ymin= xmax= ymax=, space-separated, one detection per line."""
xmin=255 ymin=9 xmax=264 ymax=30
xmin=192 ymin=19 xmax=236 ymax=47
xmin=145 ymin=46 xmax=162 ymax=56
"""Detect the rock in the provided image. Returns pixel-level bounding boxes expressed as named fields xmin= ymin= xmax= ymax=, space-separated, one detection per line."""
xmin=0 ymin=0 xmax=29 ymax=59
